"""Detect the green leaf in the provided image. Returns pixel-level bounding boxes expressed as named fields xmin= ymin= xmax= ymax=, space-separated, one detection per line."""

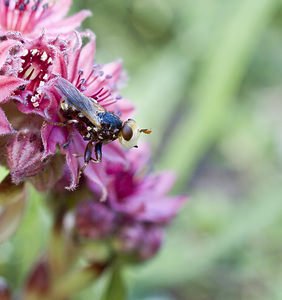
xmin=0 ymin=165 xmax=9 ymax=184
xmin=0 ymin=183 xmax=27 ymax=244
xmin=0 ymin=176 xmax=24 ymax=206
xmin=101 ymin=266 xmax=127 ymax=300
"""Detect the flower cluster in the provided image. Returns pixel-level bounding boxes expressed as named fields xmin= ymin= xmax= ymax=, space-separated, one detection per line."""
xmin=0 ymin=0 xmax=186 ymax=297
xmin=76 ymin=144 xmax=185 ymax=262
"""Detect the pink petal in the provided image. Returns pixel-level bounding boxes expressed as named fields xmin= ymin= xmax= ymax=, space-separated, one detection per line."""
xmin=84 ymin=61 xmax=123 ymax=98
xmin=68 ymin=44 xmax=82 ymax=83
xmin=102 ymin=61 xmax=123 ymax=86
xmin=85 ymin=164 xmax=108 ymax=202
xmin=53 ymin=50 xmax=68 ymax=79
xmin=0 ymin=106 xmax=14 ymax=135
xmin=0 ymin=40 xmax=20 ymax=68
xmin=102 ymin=141 xmax=128 ymax=167
xmin=47 ymin=0 xmax=73 ymax=21
xmin=41 ymin=124 xmax=68 ymax=159
xmin=108 ymin=191 xmax=145 ymax=217
xmin=110 ymin=98 xmax=135 ymax=119
xmin=136 ymin=195 xmax=187 ymax=223
xmin=0 ymin=76 xmax=27 ymax=103
xmin=78 ymin=32 xmax=96 ymax=78
xmin=141 ymin=171 xmax=177 ymax=196
xmin=44 ymin=10 xmax=92 ymax=35
xmin=128 ymin=142 xmax=151 ymax=172
xmin=64 ymin=142 xmax=79 ymax=191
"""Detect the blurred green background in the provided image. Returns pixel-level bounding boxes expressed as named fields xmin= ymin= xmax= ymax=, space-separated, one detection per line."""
xmin=3 ymin=0 xmax=282 ymax=299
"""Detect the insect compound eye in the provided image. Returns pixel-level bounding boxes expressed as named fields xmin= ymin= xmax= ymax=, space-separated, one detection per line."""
xmin=121 ymin=124 xmax=133 ymax=141
xmin=118 ymin=119 xmax=141 ymax=149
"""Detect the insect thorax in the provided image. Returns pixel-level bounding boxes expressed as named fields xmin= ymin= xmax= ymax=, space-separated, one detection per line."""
xmin=60 ymin=105 xmax=123 ymax=143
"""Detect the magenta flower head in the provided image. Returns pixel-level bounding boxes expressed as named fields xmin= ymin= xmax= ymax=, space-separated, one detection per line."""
xmin=0 ymin=0 xmax=91 ymax=38
xmin=39 ymin=31 xmax=149 ymax=194
xmin=113 ymin=219 xmax=164 ymax=261
xmin=137 ymin=225 xmax=164 ymax=261
xmin=6 ymin=128 xmax=46 ymax=184
xmin=76 ymin=200 xmax=115 ymax=240
xmin=75 ymin=143 xmax=186 ymax=263
xmin=0 ymin=28 xmax=139 ymax=193
xmin=105 ymin=143 xmax=186 ymax=223
xmin=115 ymin=220 xmax=145 ymax=254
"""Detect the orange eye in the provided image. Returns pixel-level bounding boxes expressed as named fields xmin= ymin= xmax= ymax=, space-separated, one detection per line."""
xmin=121 ymin=124 xmax=133 ymax=141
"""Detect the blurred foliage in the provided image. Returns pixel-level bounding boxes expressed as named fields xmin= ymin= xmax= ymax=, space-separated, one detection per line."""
xmin=3 ymin=0 xmax=282 ymax=299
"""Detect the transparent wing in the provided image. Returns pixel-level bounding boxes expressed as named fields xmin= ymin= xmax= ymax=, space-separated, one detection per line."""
xmin=56 ymin=77 xmax=105 ymax=127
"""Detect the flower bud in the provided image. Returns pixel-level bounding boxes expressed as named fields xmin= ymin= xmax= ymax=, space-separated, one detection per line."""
xmin=137 ymin=225 xmax=164 ymax=261
xmin=0 ymin=277 xmax=12 ymax=300
xmin=29 ymin=154 xmax=65 ymax=192
xmin=25 ymin=259 xmax=50 ymax=296
xmin=76 ymin=200 xmax=115 ymax=240
xmin=6 ymin=129 xmax=47 ymax=184
xmin=114 ymin=220 xmax=144 ymax=253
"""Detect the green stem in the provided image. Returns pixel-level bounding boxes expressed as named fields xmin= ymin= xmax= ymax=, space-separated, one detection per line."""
xmin=51 ymin=262 xmax=108 ymax=299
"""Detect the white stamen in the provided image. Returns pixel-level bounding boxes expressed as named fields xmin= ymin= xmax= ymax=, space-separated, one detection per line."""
xmin=31 ymin=96 xmax=37 ymax=102
xmin=43 ymin=74 xmax=48 ymax=80
xmin=87 ymin=126 xmax=92 ymax=131
xmin=19 ymin=68 xmax=23 ymax=73
xmin=86 ymin=133 xmax=91 ymax=138
xmin=61 ymin=101 xmax=68 ymax=110
xmin=24 ymin=66 xmax=38 ymax=80
xmin=22 ymin=49 xmax=28 ymax=56
xmin=39 ymin=81 xmax=45 ymax=87
xmin=78 ymin=113 xmax=84 ymax=118
xmin=37 ymin=90 xmax=42 ymax=95
xmin=31 ymin=49 xmax=38 ymax=56
xmin=47 ymin=57 xmax=53 ymax=64
xmin=33 ymin=102 xmax=39 ymax=107
xmin=41 ymin=51 xmax=48 ymax=61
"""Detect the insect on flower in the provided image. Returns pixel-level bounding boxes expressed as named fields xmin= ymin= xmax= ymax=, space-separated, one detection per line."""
xmin=54 ymin=77 xmax=151 ymax=183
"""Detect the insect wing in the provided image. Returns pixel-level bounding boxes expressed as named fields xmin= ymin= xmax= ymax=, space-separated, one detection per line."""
xmin=56 ymin=78 xmax=104 ymax=127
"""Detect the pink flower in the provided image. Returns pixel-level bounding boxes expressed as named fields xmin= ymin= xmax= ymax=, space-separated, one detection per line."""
xmin=75 ymin=144 xmax=186 ymax=262
xmin=0 ymin=30 xmax=136 ymax=193
xmin=76 ymin=200 xmax=115 ymax=240
xmin=75 ymin=197 xmax=165 ymax=262
xmin=104 ymin=144 xmax=186 ymax=223
xmin=0 ymin=31 xmax=70 ymax=124
xmin=0 ymin=0 xmax=91 ymax=38
xmin=0 ymin=37 xmax=27 ymax=135
xmin=6 ymin=128 xmax=47 ymax=184
xmin=0 ymin=32 xmax=68 ymax=185
xmin=41 ymin=32 xmax=135 ymax=193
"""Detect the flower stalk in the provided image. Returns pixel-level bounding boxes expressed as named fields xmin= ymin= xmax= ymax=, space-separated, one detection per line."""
xmin=51 ymin=262 xmax=108 ymax=299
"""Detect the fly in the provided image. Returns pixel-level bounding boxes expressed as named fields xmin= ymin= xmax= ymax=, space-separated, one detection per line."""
xmin=54 ymin=77 xmax=151 ymax=184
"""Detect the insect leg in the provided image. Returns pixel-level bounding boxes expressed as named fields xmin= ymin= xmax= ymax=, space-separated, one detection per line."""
xmin=77 ymin=141 xmax=94 ymax=185
xmin=63 ymin=140 xmax=71 ymax=149
xmin=43 ymin=119 xmax=79 ymax=127
xmin=90 ymin=142 xmax=102 ymax=163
